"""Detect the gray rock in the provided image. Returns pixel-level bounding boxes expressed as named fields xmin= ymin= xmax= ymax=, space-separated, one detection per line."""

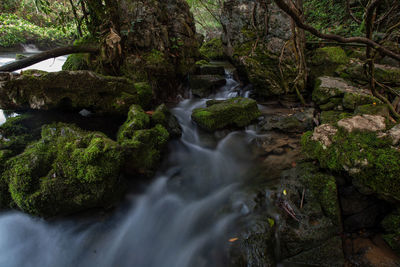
xmin=260 ymin=108 xmax=315 ymax=133
xmin=189 ymin=75 xmax=226 ymax=98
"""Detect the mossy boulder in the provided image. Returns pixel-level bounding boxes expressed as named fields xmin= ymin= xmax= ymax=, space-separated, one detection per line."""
xmin=199 ymin=38 xmax=225 ymax=60
xmin=381 ymin=208 xmax=400 ymax=255
xmin=260 ymin=108 xmax=315 ymax=133
xmin=232 ymin=43 xmax=298 ymax=98
xmin=320 ymin=111 xmax=352 ymax=124
xmin=118 ymin=105 xmax=170 ymax=176
xmin=4 ymin=123 xmax=126 ymax=217
xmin=354 ymin=104 xmax=389 ymax=118
xmin=0 ymin=71 xmax=152 ymax=115
xmin=302 ymin=116 xmax=400 ymax=202
xmin=191 ymin=97 xmax=261 ymax=132
xmin=189 ymin=75 xmax=226 ymax=98
xmin=312 ymin=76 xmax=381 ymax=111
xmin=339 ymin=62 xmax=400 ymax=86
xmin=151 ymin=104 xmax=182 ymax=138
xmin=310 ymin=46 xmax=349 ymax=77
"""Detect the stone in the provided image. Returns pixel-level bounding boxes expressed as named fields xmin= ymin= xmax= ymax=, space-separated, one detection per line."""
xmin=191 ymin=97 xmax=261 ymax=132
xmin=0 ymin=70 xmax=152 ymax=115
xmin=388 ymin=124 xmax=400 ymax=145
xmin=194 ymin=63 xmax=225 ymax=76
xmin=311 ymin=124 xmax=338 ymax=148
xmin=260 ymin=108 xmax=315 ymax=133
xmin=4 ymin=123 xmax=126 ymax=217
xmin=310 ymin=46 xmax=349 ymax=77
xmin=337 ymin=115 xmax=386 ymax=133
xmin=189 ymin=75 xmax=226 ymax=98
xmin=151 ymin=104 xmax=182 ymax=138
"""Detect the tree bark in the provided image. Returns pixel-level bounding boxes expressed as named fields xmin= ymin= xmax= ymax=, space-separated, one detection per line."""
xmin=0 ymin=46 xmax=99 ymax=72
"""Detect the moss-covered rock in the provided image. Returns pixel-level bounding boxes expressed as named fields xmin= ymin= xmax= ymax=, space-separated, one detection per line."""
xmin=342 ymin=92 xmax=379 ymax=110
xmin=339 ymin=62 xmax=400 ymax=86
xmin=232 ymin=42 xmax=298 ymax=98
xmin=4 ymin=123 xmax=126 ymax=217
xmin=199 ymin=38 xmax=225 ymax=60
xmin=320 ymin=111 xmax=352 ymax=124
xmin=0 ymin=71 xmax=151 ymax=115
xmin=151 ymin=104 xmax=182 ymax=138
xmin=381 ymin=208 xmax=400 ymax=254
xmin=189 ymin=75 xmax=226 ymax=98
xmin=302 ymin=118 xmax=400 ymax=202
xmin=354 ymin=104 xmax=389 ymax=118
xmin=117 ymin=105 xmax=170 ymax=176
xmin=310 ymin=46 xmax=349 ymax=77
xmin=191 ymin=97 xmax=261 ymax=132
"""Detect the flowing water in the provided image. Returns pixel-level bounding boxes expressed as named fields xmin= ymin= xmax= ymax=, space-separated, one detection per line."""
xmin=0 ymin=55 xmax=263 ymax=266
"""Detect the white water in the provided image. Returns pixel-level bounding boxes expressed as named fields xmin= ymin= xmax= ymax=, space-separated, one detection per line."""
xmin=0 ymin=63 xmax=261 ymax=266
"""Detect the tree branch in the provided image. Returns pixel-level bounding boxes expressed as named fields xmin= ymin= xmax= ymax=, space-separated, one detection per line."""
xmin=272 ymin=0 xmax=400 ymax=62
xmin=0 ymin=46 xmax=99 ymax=72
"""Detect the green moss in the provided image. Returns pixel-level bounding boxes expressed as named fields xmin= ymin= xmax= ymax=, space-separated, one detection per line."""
xmin=117 ymin=105 xmax=150 ymax=141
xmin=5 ymin=123 xmax=125 ymax=217
xmin=342 ymin=92 xmax=380 ymax=110
xmin=354 ymin=104 xmax=389 ymax=117
xmin=381 ymin=209 xmax=400 ymax=254
xmin=302 ymin=127 xmax=400 ymax=202
xmin=135 ymin=82 xmax=153 ymax=109
xmin=144 ymin=49 xmax=167 ymax=66
xmin=199 ymin=38 xmax=225 ymax=60
xmin=151 ymin=104 xmax=182 ymax=138
xmin=62 ymin=54 xmax=89 ymax=71
xmin=120 ymin=124 xmax=169 ymax=175
xmin=191 ymin=97 xmax=261 ymax=132
xmin=312 ymin=78 xmax=344 ymax=105
xmin=320 ymin=111 xmax=352 ymax=124
xmin=311 ymin=47 xmax=349 ymax=66
xmin=319 ymin=98 xmax=343 ymax=111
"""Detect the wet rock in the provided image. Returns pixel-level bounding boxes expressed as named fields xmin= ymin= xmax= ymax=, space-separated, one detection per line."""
xmin=191 ymin=97 xmax=261 ymax=132
xmin=189 ymin=75 xmax=226 ymax=98
xmin=259 ymin=108 xmax=315 ymax=133
xmin=4 ymin=123 xmax=126 ymax=217
xmin=151 ymin=104 xmax=182 ymax=138
xmin=118 ymin=105 xmax=170 ymax=176
xmin=0 ymin=70 xmax=152 ymax=115
xmin=283 ymin=237 xmax=344 ymax=267
xmin=337 ymin=115 xmax=386 ymax=133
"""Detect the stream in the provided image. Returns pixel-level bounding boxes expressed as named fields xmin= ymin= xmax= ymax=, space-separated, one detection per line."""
xmin=0 ymin=52 xmax=267 ymax=266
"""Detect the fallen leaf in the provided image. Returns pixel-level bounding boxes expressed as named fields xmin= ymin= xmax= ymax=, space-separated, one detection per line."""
xmin=229 ymin=238 xmax=239 ymax=242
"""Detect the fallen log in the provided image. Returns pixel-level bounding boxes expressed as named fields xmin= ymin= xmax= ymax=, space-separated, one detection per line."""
xmin=0 ymin=45 xmax=99 ymax=72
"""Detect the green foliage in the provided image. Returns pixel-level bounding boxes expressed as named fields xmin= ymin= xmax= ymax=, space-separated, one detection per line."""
xmin=0 ymin=13 xmax=76 ymax=47
xmin=199 ymin=38 xmax=225 ymax=60
xmin=186 ymin=0 xmax=223 ymax=37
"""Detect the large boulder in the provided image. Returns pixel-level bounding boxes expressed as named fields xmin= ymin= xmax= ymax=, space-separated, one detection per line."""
xmin=118 ymin=105 xmax=170 ymax=176
xmin=310 ymin=46 xmax=349 ymax=77
xmin=312 ymin=76 xmax=381 ymax=111
xmin=0 ymin=70 xmax=152 ymax=115
xmin=302 ymin=115 xmax=400 ymax=202
xmin=189 ymin=75 xmax=226 ymax=98
xmin=191 ymin=97 xmax=261 ymax=132
xmin=4 ymin=123 xmax=126 ymax=217
xmin=220 ymin=0 xmax=298 ymax=98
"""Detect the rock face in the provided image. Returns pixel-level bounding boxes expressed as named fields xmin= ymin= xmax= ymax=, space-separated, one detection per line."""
xmin=0 ymin=70 xmax=152 ymax=115
xmin=278 ymin=163 xmax=344 ymax=266
xmin=118 ymin=0 xmax=200 ymax=100
xmin=220 ymin=0 xmax=298 ymax=98
xmin=302 ymin=115 xmax=400 ymax=203
xmin=191 ymin=97 xmax=261 ymax=131
xmin=4 ymin=124 xmax=126 ymax=217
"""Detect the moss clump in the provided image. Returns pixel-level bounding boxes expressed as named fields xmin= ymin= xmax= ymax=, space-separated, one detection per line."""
xmin=199 ymin=38 xmax=225 ymax=60
xmin=320 ymin=111 xmax=352 ymax=124
xmin=135 ymin=82 xmax=153 ymax=109
xmin=302 ymin=127 xmax=400 ymax=202
xmin=117 ymin=105 xmax=150 ymax=141
xmin=151 ymin=104 xmax=182 ymax=138
xmin=191 ymin=97 xmax=261 ymax=132
xmin=381 ymin=209 xmax=400 ymax=254
xmin=4 ymin=123 xmax=125 ymax=217
xmin=319 ymin=98 xmax=343 ymax=111
xmin=119 ymin=124 xmax=170 ymax=176
xmin=354 ymin=104 xmax=389 ymax=118
xmin=342 ymin=92 xmax=380 ymax=110
xmin=62 ymin=54 xmax=89 ymax=71
xmin=311 ymin=46 xmax=349 ymax=66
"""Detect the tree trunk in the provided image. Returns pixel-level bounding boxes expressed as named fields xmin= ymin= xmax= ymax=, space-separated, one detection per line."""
xmin=0 ymin=46 xmax=99 ymax=72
